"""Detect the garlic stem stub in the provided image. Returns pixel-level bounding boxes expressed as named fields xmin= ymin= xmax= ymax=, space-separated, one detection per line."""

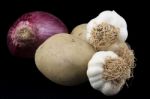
xmin=86 ymin=10 xmax=128 ymax=51
xmin=87 ymin=51 xmax=132 ymax=96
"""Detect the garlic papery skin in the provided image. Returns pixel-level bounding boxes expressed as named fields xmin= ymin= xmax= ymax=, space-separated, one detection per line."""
xmin=87 ymin=51 xmax=126 ymax=96
xmin=87 ymin=10 xmax=128 ymax=44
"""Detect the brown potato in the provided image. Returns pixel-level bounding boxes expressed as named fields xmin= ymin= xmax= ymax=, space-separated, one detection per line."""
xmin=71 ymin=24 xmax=87 ymax=41
xmin=35 ymin=33 xmax=95 ymax=86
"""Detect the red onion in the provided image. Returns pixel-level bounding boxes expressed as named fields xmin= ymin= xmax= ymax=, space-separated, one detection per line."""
xmin=7 ymin=11 xmax=68 ymax=58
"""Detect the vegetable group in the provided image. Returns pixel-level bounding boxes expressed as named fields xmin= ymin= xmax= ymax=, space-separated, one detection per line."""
xmin=6 ymin=10 xmax=136 ymax=96
xmin=7 ymin=11 xmax=68 ymax=58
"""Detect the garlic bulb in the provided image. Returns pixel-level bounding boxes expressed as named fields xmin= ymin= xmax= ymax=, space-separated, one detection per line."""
xmin=86 ymin=10 xmax=128 ymax=51
xmin=87 ymin=51 xmax=127 ymax=96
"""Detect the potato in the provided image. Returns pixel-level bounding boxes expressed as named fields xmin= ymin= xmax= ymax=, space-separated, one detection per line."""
xmin=71 ymin=24 xmax=87 ymax=41
xmin=35 ymin=33 xmax=95 ymax=86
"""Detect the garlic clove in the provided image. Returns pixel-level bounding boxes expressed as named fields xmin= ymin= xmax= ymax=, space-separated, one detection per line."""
xmin=101 ymin=82 xmax=114 ymax=95
xmin=86 ymin=18 xmax=97 ymax=41
xmin=89 ymin=74 xmax=103 ymax=83
xmin=101 ymin=79 xmax=126 ymax=96
xmin=91 ymin=79 xmax=105 ymax=89
xmin=87 ymin=64 xmax=104 ymax=77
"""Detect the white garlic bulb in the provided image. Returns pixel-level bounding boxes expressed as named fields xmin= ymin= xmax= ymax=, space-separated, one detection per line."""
xmin=87 ymin=10 xmax=128 ymax=42
xmin=87 ymin=51 xmax=126 ymax=96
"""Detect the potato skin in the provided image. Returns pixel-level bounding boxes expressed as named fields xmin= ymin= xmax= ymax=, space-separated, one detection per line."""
xmin=35 ymin=33 xmax=95 ymax=86
xmin=71 ymin=24 xmax=87 ymax=41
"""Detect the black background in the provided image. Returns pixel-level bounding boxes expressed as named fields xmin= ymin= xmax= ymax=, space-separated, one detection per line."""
xmin=0 ymin=0 xmax=149 ymax=98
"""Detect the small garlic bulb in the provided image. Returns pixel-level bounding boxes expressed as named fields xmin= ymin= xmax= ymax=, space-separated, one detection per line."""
xmin=86 ymin=10 xmax=128 ymax=51
xmin=87 ymin=51 xmax=127 ymax=96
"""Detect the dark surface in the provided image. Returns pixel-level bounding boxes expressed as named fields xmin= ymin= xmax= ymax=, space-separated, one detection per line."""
xmin=0 ymin=0 xmax=149 ymax=98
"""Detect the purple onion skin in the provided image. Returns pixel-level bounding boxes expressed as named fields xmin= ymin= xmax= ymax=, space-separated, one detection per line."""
xmin=7 ymin=11 xmax=68 ymax=58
